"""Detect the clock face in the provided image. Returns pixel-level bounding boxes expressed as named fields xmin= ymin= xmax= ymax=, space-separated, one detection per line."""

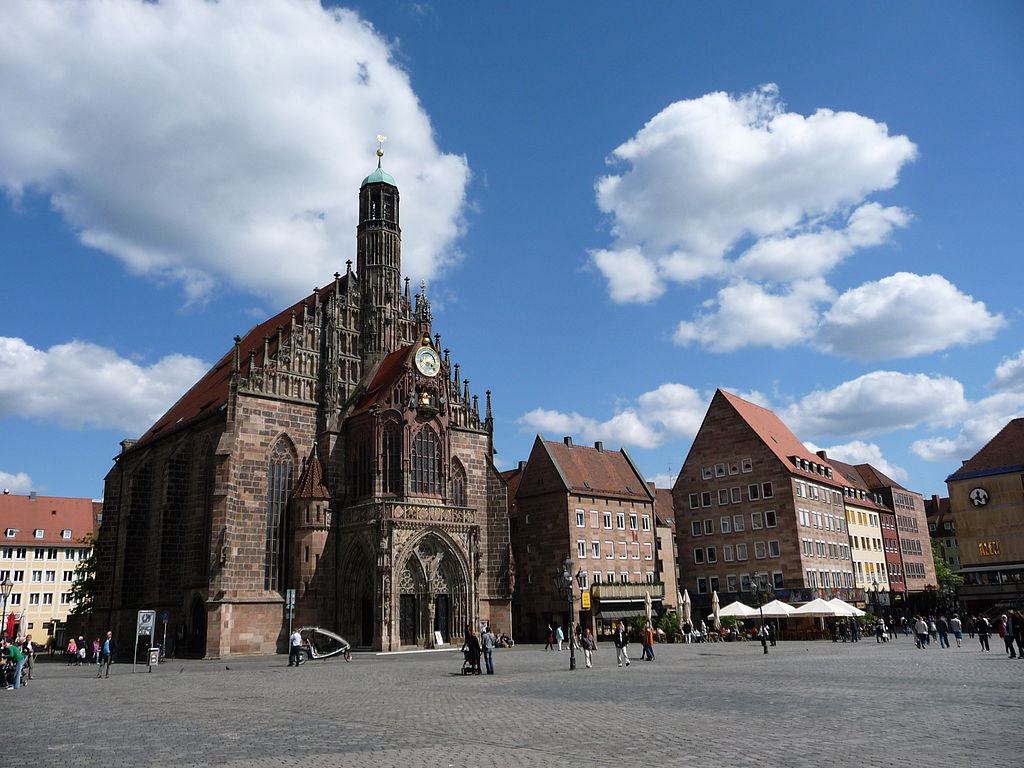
xmin=414 ymin=347 xmax=440 ymax=377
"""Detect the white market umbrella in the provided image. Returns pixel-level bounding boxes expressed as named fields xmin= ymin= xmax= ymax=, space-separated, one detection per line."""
xmin=644 ymin=591 xmax=653 ymax=626
xmin=710 ymin=600 xmax=757 ymax=618
xmin=680 ymin=589 xmax=692 ymax=628
xmin=758 ymin=599 xmax=797 ymax=618
xmin=827 ymin=598 xmax=865 ymax=617
xmin=792 ymin=598 xmax=839 ymax=617
xmin=711 ymin=590 xmax=722 ymax=629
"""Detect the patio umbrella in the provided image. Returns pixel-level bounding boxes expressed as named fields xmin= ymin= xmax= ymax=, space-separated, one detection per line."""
xmin=644 ymin=591 xmax=652 ymax=625
xmin=712 ymin=600 xmax=757 ymax=618
xmin=758 ymin=599 xmax=797 ymax=618
xmin=680 ymin=589 xmax=692 ymax=628
xmin=711 ymin=590 xmax=721 ymax=629
xmin=827 ymin=598 xmax=865 ymax=617
xmin=792 ymin=598 xmax=838 ymax=617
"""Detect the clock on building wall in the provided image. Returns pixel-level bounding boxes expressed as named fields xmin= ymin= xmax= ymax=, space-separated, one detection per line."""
xmin=969 ymin=487 xmax=989 ymax=506
xmin=414 ymin=346 xmax=440 ymax=377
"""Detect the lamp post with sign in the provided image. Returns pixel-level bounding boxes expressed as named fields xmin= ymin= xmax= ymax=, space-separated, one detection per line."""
xmin=0 ymin=579 xmax=12 ymax=640
xmin=552 ymin=556 xmax=584 ymax=671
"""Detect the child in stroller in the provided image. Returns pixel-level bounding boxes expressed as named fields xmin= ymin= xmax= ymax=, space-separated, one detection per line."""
xmin=460 ymin=625 xmax=482 ymax=675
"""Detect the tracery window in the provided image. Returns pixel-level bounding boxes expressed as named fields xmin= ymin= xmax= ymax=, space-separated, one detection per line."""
xmin=451 ymin=459 xmax=467 ymax=506
xmin=264 ymin=440 xmax=294 ymax=591
xmin=382 ymin=422 xmax=402 ymax=494
xmin=411 ymin=427 xmax=441 ymax=495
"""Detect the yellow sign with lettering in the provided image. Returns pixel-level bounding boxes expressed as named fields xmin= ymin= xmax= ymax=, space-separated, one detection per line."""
xmin=978 ymin=540 xmax=1001 ymax=556
xmin=581 ymin=591 xmax=591 ymax=609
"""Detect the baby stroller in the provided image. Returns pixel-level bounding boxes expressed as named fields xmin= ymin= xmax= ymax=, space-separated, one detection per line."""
xmin=461 ymin=646 xmax=481 ymax=675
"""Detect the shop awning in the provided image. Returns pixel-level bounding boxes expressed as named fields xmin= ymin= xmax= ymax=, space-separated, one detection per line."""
xmin=598 ymin=608 xmax=646 ymax=620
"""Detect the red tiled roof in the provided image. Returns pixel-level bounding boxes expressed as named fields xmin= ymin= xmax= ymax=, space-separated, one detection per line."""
xmin=946 ymin=418 xmax=1024 ymax=482
xmin=0 ymin=494 xmax=98 ymax=546
xmin=853 ymin=463 xmax=907 ymax=492
xmin=293 ymin=451 xmax=330 ymax=500
xmin=648 ymin=483 xmax=675 ymax=526
xmin=138 ymin=283 xmax=343 ymax=445
xmin=717 ymin=390 xmax=841 ymax=486
xmin=825 ymin=456 xmax=889 ymax=512
xmin=501 ymin=468 xmax=524 ymax=513
xmin=350 ymin=344 xmax=414 ymax=416
xmin=543 ymin=440 xmax=653 ymax=502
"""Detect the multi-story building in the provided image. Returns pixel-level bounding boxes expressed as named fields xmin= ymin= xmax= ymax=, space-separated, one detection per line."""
xmin=855 ymin=464 xmax=936 ymax=600
xmin=649 ymin=483 xmax=679 ymax=614
xmin=673 ymin=390 xmax=855 ymax=613
xmin=826 ymin=455 xmax=893 ymax=612
xmin=925 ymin=495 xmax=960 ymax=572
xmin=944 ymin=417 xmax=1024 ymax=613
xmin=506 ymin=436 xmax=659 ymax=641
xmin=0 ymin=491 xmax=99 ymax=644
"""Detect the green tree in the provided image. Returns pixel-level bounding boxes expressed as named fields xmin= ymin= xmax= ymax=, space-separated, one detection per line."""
xmin=68 ymin=533 xmax=98 ymax=615
xmin=932 ymin=538 xmax=963 ymax=586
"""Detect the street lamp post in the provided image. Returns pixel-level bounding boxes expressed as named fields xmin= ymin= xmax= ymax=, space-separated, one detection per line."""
xmin=751 ymin=577 xmax=767 ymax=654
xmin=0 ymin=578 xmax=13 ymax=640
xmin=553 ymin=556 xmax=580 ymax=671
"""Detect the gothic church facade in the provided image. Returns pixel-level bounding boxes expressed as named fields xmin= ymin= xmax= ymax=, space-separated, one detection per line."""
xmin=92 ymin=161 xmax=512 ymax=657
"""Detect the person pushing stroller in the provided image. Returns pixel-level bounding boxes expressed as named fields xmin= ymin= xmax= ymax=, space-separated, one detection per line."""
xmin=461 ymin=624 xmax=482 ymax=675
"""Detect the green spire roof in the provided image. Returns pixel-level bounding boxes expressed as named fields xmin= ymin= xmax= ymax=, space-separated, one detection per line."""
xmin=361 ymin=166 xmax=396 ymax=187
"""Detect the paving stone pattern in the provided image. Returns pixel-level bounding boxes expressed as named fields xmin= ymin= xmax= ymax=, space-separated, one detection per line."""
xmin=11 ymin=638 xmax=1022 ymax=767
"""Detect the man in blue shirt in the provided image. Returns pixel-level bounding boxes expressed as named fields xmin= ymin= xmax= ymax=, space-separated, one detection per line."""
xmin=97 ymin=630 xmax=116 ymax=678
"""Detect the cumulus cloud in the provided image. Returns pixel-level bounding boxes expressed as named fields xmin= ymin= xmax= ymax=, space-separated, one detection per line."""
xmin=990 ymin=349 xmax=1024 ymax=392
xmin=0 ymin=0 xmax=469 ymax=304
xmin=0 ymin=472 xmax=34 ymax=494
xmin=815 ymin=273 xmax=1005 ymax=359
xmin=592 ymin=84 xmax=916 ymax=300
xmin=673 ymin=278 xmax=834 ymax=352
xmin=910 ymin=391 xmax=1024 ymax=463
xmin=810 ymin=440 xmax=908 ymax=483
xmin=781 ymin=371 xmax=967 ymax=438
xmin=519 ymin=382 xmax=707 ymax=450
xmin=0 ymin=337 xmax=208 ymax=434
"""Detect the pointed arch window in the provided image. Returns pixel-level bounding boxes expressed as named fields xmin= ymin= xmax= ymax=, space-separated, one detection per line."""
xmin=382 ymin=421 xmax=402 ymax=494
xmin=265 ymin=441 xmax=294 ymax=591
xmin=411 ymin=427 xmax=441 ymax=495
xmin=451 ymin=459 xmax=467 ymax=507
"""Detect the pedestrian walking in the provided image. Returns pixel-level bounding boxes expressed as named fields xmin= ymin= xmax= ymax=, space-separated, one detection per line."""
xmin=544 ymin=624 xmax=554 ymax=651
xmin=976 ymin=616 xmax=991 ymax=652
xmin=481 ymin=624 xmax=496 ymax=675
xmin=641 ymin=623 xmax=655 ymax=661
xmin=998 ymin=614 xmax=1016 ymax=658
xmin=876 ymin=620 xmax=886 ymax=643
xmin=97 ymin=630 xmax=116 ymax=678
xmin=581 ymin=627 xmax=597 ymax=668
xmin=555 ymin=624 xmax=564 ymax=651
xmin=901 ymin=615 xmax=910 ymax=636
xmin=914 ymin=616 xmax=929 ymax=649
xmin=66 ymin=636 xmax=78 ymax=666
xmin=937 ymin=616 xmax=950 ymax=648
xmin=2 ymin=638 xmax=26 ymax=689
xmin=460 ymin=625 xmax=481 ymax=675
xmin=92 ymin=637 xmax=101 ymax=669
xmin=288 ymin=628 xmax=303 ymax=666
xmin=950 ymin=615 xmax=963 ymax=648
xmin=20 ymin=634 xmax=35 ymax=680
xmin=682 ymin=621 xmax=692 ymax=644
xmin=613 ymin=621 xmax=630 ymax=667
xmin=1009 ymin=610 xmax=1024 ymax=658
xmin=758 ymin=624 xmax=769 ymax=655
xmin=928 ymin=617 xmax=938 ymax=644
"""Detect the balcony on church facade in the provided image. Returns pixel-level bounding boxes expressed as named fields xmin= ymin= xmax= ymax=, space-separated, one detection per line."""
xmin=340 ymin=500 xmax=477 ymax=527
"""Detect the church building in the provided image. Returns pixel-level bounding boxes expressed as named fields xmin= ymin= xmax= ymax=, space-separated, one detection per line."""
xmin=92 ymin=153 xmax=513 ymax=657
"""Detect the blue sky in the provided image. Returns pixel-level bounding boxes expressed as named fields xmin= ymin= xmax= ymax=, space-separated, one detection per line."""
xmin=1 ymin=0 xmax=1022 ymax=501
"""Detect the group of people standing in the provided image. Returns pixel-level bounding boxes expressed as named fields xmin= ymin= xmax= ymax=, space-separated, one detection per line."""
xmin=64 ymin=631 xmax=117 ymax=676
xmin=971 ymin=611 xmax=1024 ymax=657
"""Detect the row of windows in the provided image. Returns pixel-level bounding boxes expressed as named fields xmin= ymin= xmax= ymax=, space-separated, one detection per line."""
xmin=800 ymin=539 xmax=850 ymax=560
xmin=851 ymin=536 xmax=882 ymax=551
xmin=575 ymin=510 xmax=651 ymax=532
xmin=0 ymin=569 xmax=78 ymax=583
xmin=846 ymin=509 xmax=881 ymax=528
xmin=1 ymin=547 xmax=86 ymax=560
xmin=701 ymin=458 xmax=754 ymax=480
xmin=905 ymin=562 xmax=927 ymax=578
xmin=901 ymin=538 xmax=924 ymax=556
xmin=576 ymin=540 xmax=653 ymax=561
xmin=896 ymin=515 xmax=920 ymax=533
xmin=688 ymin=482 xmax=773 ymax=509
xmin=797 ymin=509 xmax=846 ymax=533
xmin=794 ymin=481 xmax=840 ymax=505
xmin=790 ymin=456 xmax=833 ymax=479
xmin=583 ymin=571 xmax=656 ymax=587
xmin=691 ymin=511 xmax=777 ymax=537
xmin=0 ymin=592 xmax=73 ymax=606
xmin=805 ymin=570 xmax=854 ymax=589
xmin=893 ymin=492 xmax=915 ymax=509
xmin=841 ymin=486 xmax=884 ymax=505
xmin=5 ymin=528 xmax=75 ymax=540
xmin=696 ymin=571 xmax=783 ymax=594
xmin=694 ymin=540 xmax=781 ymax=564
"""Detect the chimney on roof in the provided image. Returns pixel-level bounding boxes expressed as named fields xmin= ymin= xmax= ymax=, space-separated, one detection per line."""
xmin=29 ymin=491 xmax=36 ymax=500
xmin=120 ymin=439 xmax=137 ymax=454
xmin=816 ymin=450 xmax=828 ymax=460
xmin=518 ymin=461 xmax=527 ymax=472
xmin=594 ymin=441 xmax=603 ymax=452
xmin=563 ymin=436 xmax=573 ymax=448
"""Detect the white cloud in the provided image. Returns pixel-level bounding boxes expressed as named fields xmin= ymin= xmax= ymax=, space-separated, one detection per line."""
xmin=910 ymin=391 xmax=1024 ymax=463
xmin=673 ymin=279 xmax=834 ymax=352
xmin=815 ymin=273 xmax=1005 ymax=359
xmin=812 ymin=440 xmax=908 ymax=483
xmin=0 ymin=0 xmax=469 ymax=304
xmin=591 ymin=247 xmax=664 ymax=304
xmin=645 ymin=473 xmax=676 ymax=489
xmin=0 ymin=336 xmax=208 ymax=434
xmin=782 ymin=371 xmax=967 ymax=438
xmin=0 ymin=472 xmax=34 ymax=494
xmin=593 ymin=84 xmax=917 ymax=302
xmin=990 ymin=349 xmax=1024 ymax=392
xmin=519 ymin=382 xmax=707 ymax=450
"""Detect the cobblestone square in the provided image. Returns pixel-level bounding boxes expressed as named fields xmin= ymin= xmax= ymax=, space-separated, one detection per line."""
xmin=10 ymin=638 xmax=1021 ymax=767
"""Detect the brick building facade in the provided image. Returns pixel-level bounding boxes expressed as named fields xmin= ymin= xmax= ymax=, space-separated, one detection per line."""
xmin=92 ymin=160 xmax=511 ymax=657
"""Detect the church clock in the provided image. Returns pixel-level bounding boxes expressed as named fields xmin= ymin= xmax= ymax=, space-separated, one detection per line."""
xmin=415 ymin=346 xmax=440 ymax=377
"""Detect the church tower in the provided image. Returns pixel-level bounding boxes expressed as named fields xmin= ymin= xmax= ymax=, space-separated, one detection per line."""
xmin=356 ymin=143 xmax=402 ymax=369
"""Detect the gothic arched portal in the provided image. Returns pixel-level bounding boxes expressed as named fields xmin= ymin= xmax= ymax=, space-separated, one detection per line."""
xmin=396 ymin=532 xmax=470 ymax=648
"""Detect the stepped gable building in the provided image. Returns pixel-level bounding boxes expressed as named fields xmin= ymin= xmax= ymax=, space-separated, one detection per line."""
xmin=823 ymin=454 xmax=898 ymax=613
xmin=93 ymin=158 xmax=511 ymax=657
xmin=854 ymin=464 xmax=935 ymax=596
xmin=673 ymin=390 xmax=855 ymax=609
xmin=944 ymin=417 xmax=1024 ymax=612
xmin=506 ymin=436 xmax=659 ymax=641
xmin=0 ymin=492 xmax=100 ymax=643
